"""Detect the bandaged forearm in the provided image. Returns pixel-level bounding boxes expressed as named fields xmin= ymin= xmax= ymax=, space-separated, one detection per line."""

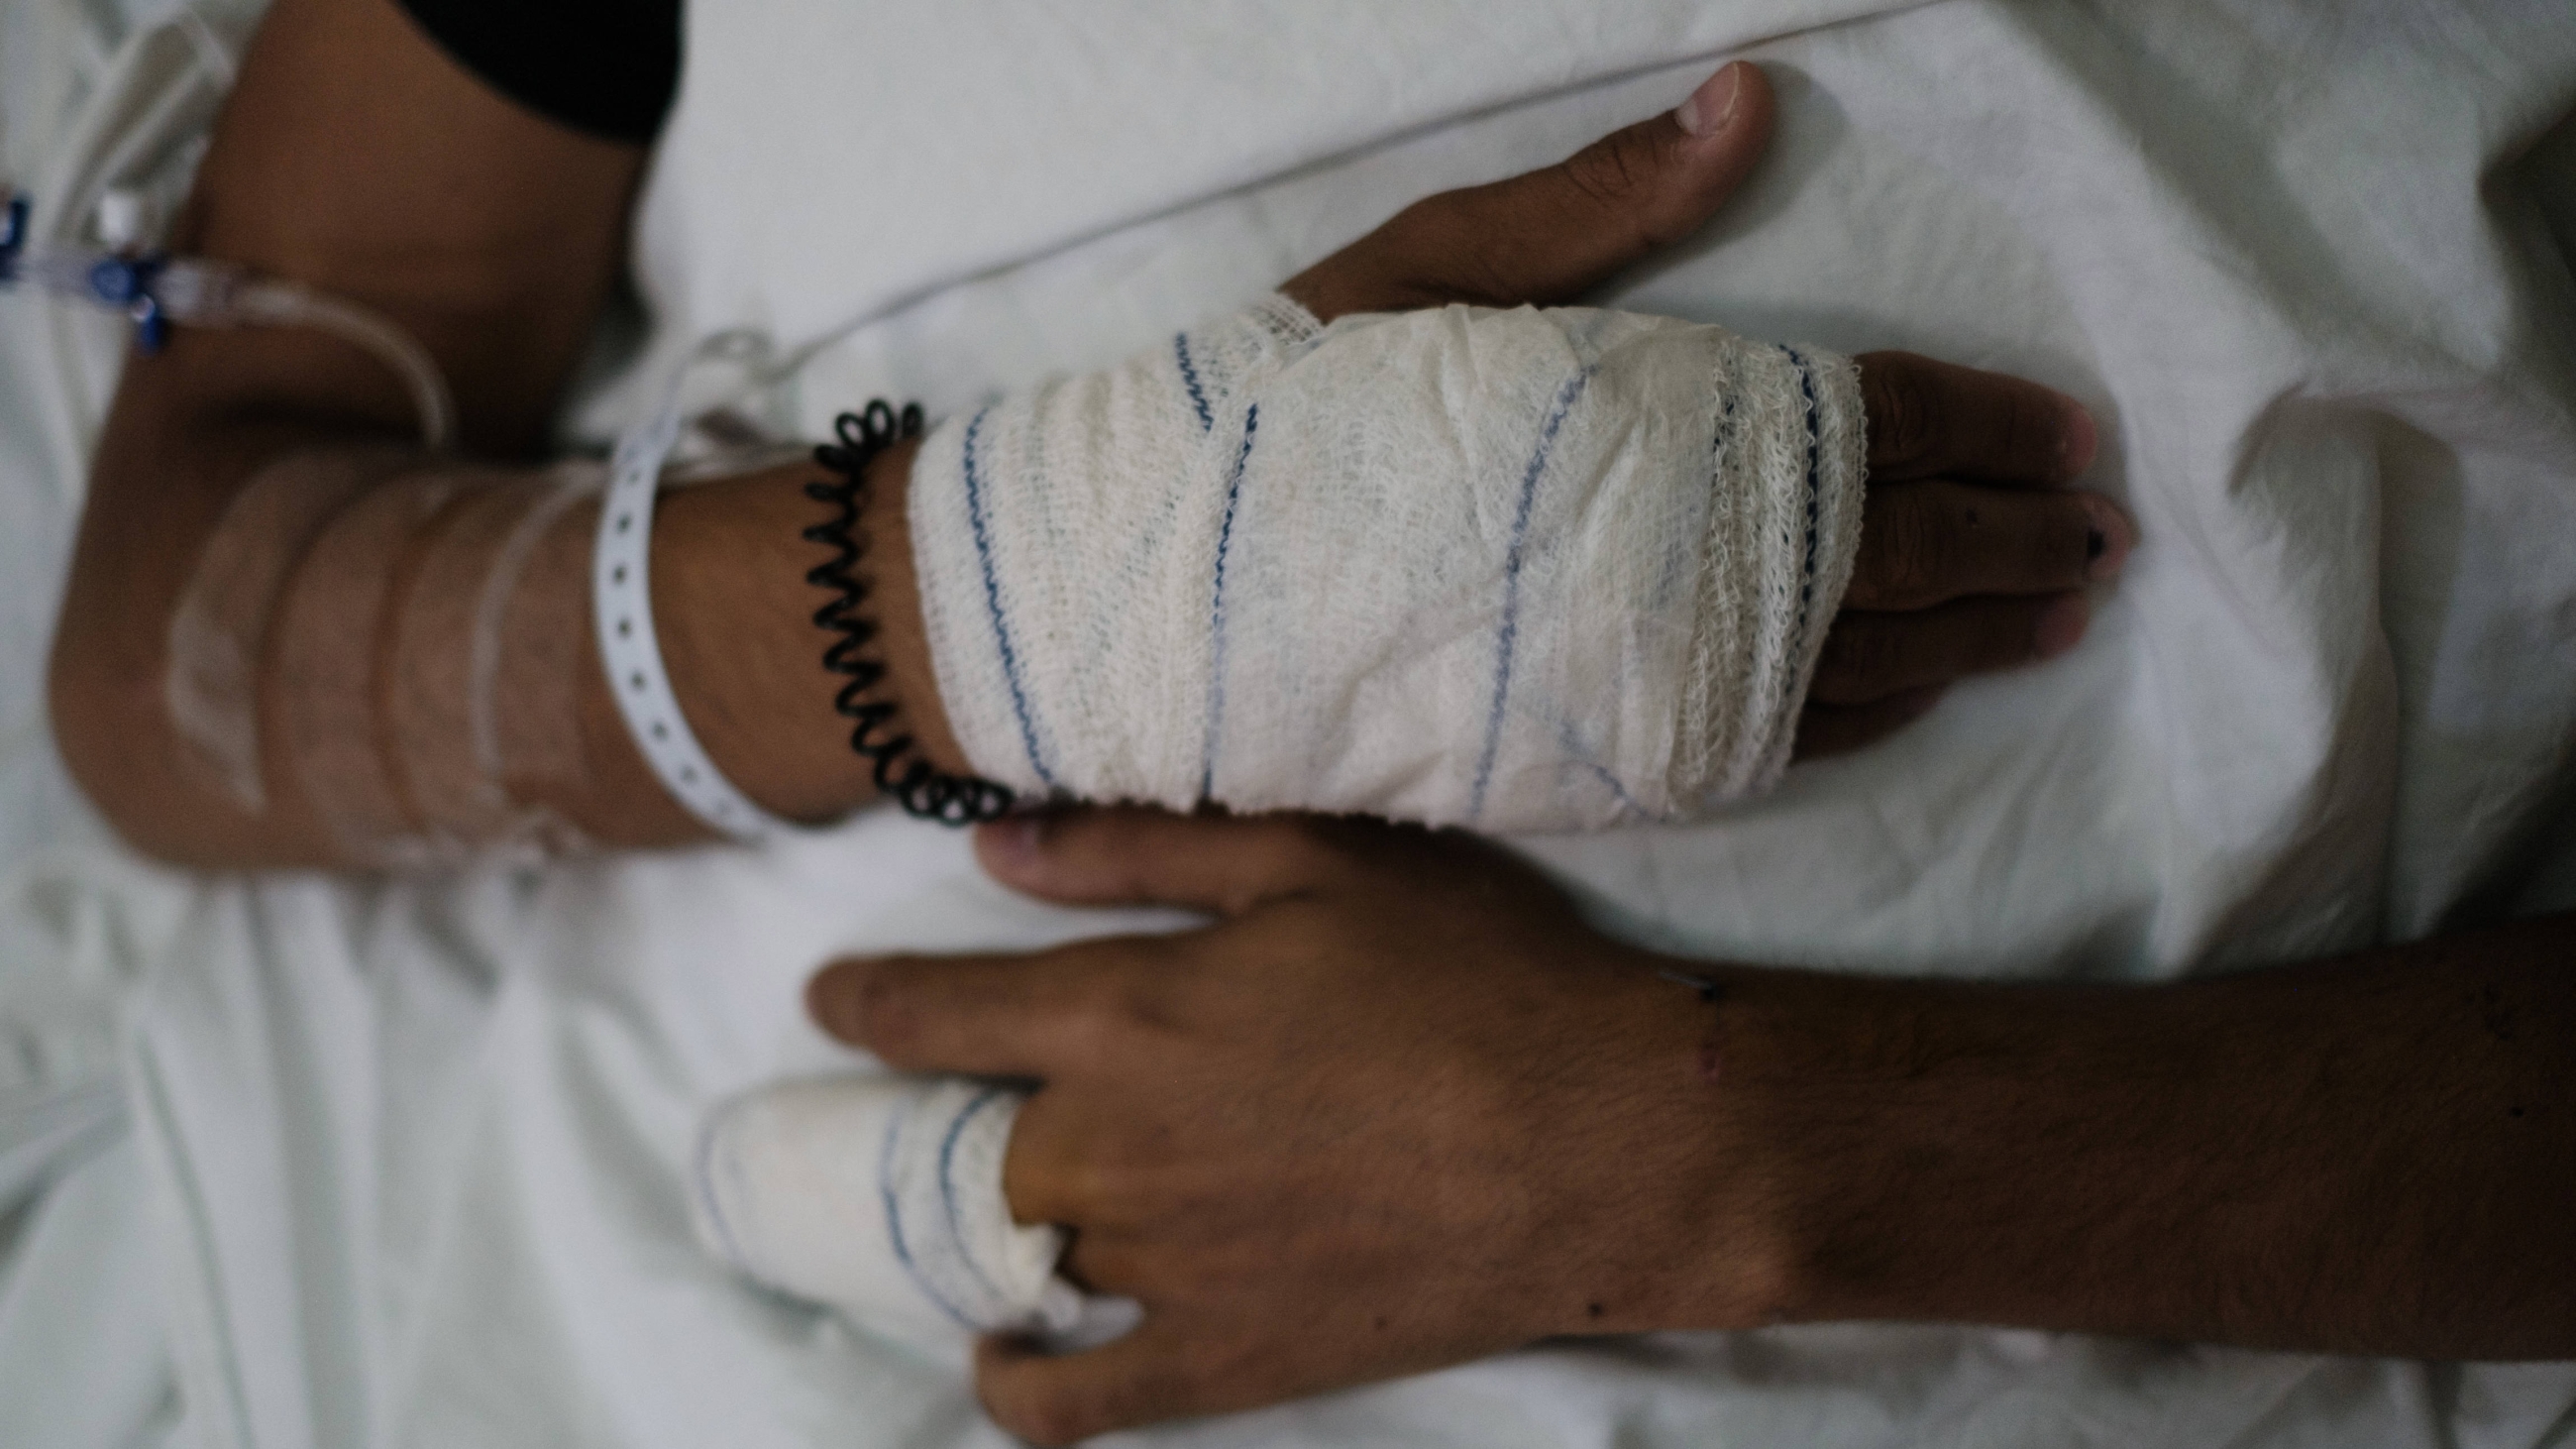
xmin=909 ymin=297 xmax=1867 ymax=831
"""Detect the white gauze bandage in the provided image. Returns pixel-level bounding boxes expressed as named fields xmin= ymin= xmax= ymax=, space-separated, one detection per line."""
xmin=908 ymin=298 xmax=1867 ymax=831
xmin=690 ymin=1077 xmax=1136 ymax=1348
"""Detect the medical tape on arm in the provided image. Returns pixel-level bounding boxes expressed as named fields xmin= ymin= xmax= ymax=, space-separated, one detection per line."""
xmin=168 ymin=451 xmax=609 ymax=865
xmin=907 ymin=297 xmax=1868 ymax=831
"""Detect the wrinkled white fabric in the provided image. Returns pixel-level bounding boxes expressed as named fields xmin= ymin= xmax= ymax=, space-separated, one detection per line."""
xmin=910 ymin=297 xmax=1866 ymax=827
xmin=7 ymin=1 xmax=2576 ymax=1448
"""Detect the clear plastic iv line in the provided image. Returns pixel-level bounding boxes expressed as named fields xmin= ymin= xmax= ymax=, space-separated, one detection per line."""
xmin=0 ymin=189 xmax=456 ymax=450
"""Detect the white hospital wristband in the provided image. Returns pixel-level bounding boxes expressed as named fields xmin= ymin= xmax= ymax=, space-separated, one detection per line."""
xmin=592 ymin=404 xmax=801 ymax=839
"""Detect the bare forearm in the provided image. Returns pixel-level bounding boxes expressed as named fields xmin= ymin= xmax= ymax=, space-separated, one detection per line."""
xmin=1702 ymin=914 xmax=2576 ymax=1356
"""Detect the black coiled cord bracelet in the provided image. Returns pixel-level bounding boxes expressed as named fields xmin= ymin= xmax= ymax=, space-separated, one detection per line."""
xmin=805 ymin=401 xmax=1018 ymax=825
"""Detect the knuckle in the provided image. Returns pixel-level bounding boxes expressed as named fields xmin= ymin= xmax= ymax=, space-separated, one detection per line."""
xmin=1861 ymin=356 xmax=1942 ymax=470
xmin=1054 ymin=958 xmax=1180 ymax=1063
xmin=1339 ymin=201 xmax=1472 ymax=311
xmin=1864 ymin=491 xmax=1953 ymax=608
xmin=1045 ymin=1153 xmax=1122 ymax=1221
xmin=1056 ymin=995 xmax=1130 ymax=1069
xmin=1558 ymin=130 xmax=1698 ymax=254
xmin=1563 ymin=133 xmax=1653 ymax=209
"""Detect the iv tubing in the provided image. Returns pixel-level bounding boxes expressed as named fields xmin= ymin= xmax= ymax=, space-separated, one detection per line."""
xmin=3 ymin=200 xmax=457 ymax=452
xmin=218 ymin=278 xmax=457 ymax=451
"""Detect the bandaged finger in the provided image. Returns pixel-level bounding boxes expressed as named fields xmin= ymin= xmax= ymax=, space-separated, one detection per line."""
xmin=689 ymin=1075 xmax=1136 ymax=1347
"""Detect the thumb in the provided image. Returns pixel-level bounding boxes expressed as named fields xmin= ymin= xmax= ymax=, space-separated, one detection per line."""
xmin=973 ymin=806 xmax=1361 ymax=916
xmin=1284 ymin=59 xmax=1775 ymax=321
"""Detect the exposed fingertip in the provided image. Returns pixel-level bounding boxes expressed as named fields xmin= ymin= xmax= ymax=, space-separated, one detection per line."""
xmin=2059 ymin=400 xmax=2099 ymax=480
xmin=2079 ymin=494 xmax=2136 ymax=581
xmin=804 ymin=959 xmax=871 ymax=1042
xmin=974 ymin=813 xmax=1050 ymax=883
xmin=1674 ymin=61 xmax=1748 ymax=139
xmin=2034 ymin=592 xmax=2091 ymax=659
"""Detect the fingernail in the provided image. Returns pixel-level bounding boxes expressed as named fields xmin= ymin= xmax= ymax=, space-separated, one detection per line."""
xmin=2034 ymin=593 xmax=2091 ymax=660
xmin=1675 ymin=63 xmax=1744 ymax=138
xmin=2059 ymin=401 xmax=2099 ymax=479
xmin=2080 ymin=494 xmax=2136 ymax=582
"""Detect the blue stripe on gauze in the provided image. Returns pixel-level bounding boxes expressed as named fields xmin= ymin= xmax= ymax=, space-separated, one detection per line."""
xmin=1199 ymin=403 xmax=1260 ymax=801
xmin=1781 ymin=346 xmax=1823 ymax=643
xmin=962 ymin=406 xmax=1059 ymax=790
xmin=938 ymin=1085 xmax=1019 ymax=1310
xmin=878 ymin=1089 xmax=982 ymax=1331
xmin=1176 ymin=332 xmax=1214 ymax=433
xmin=1467 ymin=366 xmax=1594 ymax=825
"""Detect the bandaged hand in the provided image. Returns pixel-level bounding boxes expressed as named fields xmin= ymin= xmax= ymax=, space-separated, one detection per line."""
xmin=1282 ymin=63 xmax=2131 ymax=754
xmin=904 ymin=61 xmax=2129 ymax=830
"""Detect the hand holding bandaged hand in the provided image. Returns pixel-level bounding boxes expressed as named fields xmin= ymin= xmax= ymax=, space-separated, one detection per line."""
xmin=694 ymin=58 xmax=2132 ymax=1380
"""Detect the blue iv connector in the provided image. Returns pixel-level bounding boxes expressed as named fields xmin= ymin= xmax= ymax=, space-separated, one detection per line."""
xmin=0 ymin=189 xmax=180 ymax=352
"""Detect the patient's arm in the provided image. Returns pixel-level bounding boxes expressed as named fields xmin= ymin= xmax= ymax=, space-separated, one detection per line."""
xmin=49 ymin=0 xmax=951 ymax=864
xmin=52 ymin=1 xmax=2114 ymax=865
xmin=817 ymin=810 xmax=2576 ymax=1445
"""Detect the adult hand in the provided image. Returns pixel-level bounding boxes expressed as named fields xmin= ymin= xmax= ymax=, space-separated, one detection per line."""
xmin=809 ymin=809 xmax=1772 ymax=1445
xmin=1283 ymin=60 xmax=2135 ymax=759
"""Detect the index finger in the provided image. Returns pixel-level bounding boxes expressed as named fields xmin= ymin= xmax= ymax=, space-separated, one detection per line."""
xmin=1858 ymin=350 xmax=2098 ymax=487
xmin=805 ymin=935 xmax=1175 ymax=1076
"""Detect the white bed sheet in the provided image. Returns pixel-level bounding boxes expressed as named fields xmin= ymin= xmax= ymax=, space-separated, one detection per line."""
xmin=5 ymin=1 xmax=2576 ymax=1446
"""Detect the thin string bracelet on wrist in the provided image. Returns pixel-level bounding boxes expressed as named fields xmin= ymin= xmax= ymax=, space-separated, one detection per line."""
xmin=805 ymin=401 xmax=1017 ymax=825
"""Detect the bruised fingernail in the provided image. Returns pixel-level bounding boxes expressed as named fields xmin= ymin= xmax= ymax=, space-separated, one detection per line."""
xmin=1676 ymin=63 xmax=1744 ymax=138
xmin=2034 ymin=593 xmax=2091 ymax=660
xmin=2080 ymin=494 xmax=2136 ymax=581
xmin=2059 ymin=401 xmax=2099 ymax=479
